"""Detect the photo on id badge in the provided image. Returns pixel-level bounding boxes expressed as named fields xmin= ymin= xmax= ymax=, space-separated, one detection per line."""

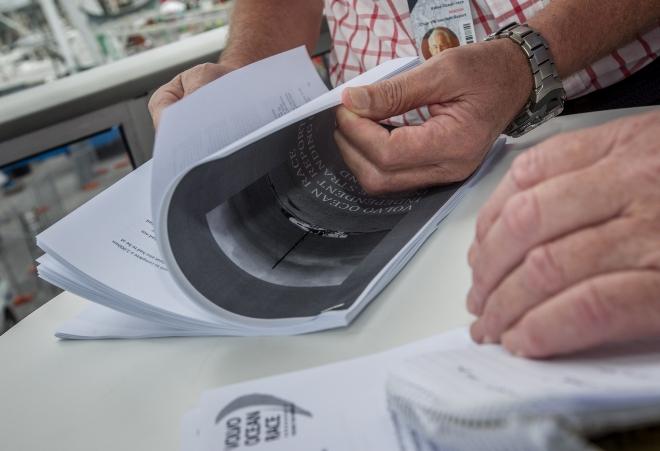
xmin=420 ymin=27 xmax=460 ymax=59
xmin=409 ymin=0 xmax=474 ymax=60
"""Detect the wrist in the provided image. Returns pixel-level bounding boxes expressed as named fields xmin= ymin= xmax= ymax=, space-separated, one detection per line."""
xmin=486 ymin=23 xmax=566 ymax=137
xmin=488 ymin=38 xmax=535 ymax=126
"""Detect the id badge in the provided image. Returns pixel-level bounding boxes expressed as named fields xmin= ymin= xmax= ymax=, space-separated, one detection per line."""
xmin=408 ymin=0 xmax=476 ymax=60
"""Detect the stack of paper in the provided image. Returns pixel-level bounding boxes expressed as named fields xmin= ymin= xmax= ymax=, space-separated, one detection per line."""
xmin=181 ymin=328 xmax=660 ymax=451
xmin=36 ymin=47 xmax=502 ymax=339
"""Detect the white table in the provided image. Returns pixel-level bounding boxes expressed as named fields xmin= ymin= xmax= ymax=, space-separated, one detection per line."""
xmin=0 ymin=106 xmax=655 ymax=451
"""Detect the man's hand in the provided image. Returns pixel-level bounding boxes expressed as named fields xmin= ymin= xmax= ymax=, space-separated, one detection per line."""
xmin=335 ymin=39 xmax=532 ymax=195
xmin=467 ymin=111 xmax=660 ymax=358
xmin=148 ymin=62 xmax=236 ymax=127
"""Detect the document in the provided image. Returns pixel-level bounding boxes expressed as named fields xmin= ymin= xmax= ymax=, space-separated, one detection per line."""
xmin=181 ymin=328 xmax=660 ymax=451
xmin=36 ymin=47 xmax=502 ymax=338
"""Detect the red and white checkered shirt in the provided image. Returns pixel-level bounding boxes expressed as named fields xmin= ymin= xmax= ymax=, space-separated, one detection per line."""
xmin=324 ymin=0 xmax=660 ymax=125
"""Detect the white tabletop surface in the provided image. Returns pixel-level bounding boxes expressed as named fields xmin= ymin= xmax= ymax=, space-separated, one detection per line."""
xmin=0 ymin=106 xmax=656 ymax=451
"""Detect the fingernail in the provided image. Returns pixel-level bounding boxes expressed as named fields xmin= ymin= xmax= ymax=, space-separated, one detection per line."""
xmin=469 ymin=320 xmax=482 ymax=342
xmin=502 ymin=330 xmax=525 ymax=357
xmin=467 ymin=243 xmax=477 ymax=268
xmin=347 ymin=88 xmax=370 ymax=110
xmin=483 ymin=335 xmax=496 ymax=344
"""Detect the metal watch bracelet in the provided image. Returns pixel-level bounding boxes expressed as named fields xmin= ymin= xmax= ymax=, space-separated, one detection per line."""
xmin=486 ymin=23 xmax=566 ymax=137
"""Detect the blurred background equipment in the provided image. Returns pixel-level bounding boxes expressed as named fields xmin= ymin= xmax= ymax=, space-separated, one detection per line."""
xmin=0 ymin=0 xmax=233 ymax=334
xmin=0 ymin=0 xmax=233 ymax=96
xmin=0 ymin=127 xmax=133 ymax=334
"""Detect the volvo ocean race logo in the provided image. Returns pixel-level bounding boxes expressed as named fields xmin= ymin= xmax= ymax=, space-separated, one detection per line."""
xmin=216 ymin=393 xmax=313 ymax=449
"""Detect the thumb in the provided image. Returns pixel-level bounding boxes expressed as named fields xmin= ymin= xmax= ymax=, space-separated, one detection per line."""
xmin=341 ymin=65 xmax=437 ymax=120
xmin=148 ymin=74 xmax=184 ymax=128
xmin=148 ymin=90 xmax=180 ymax=128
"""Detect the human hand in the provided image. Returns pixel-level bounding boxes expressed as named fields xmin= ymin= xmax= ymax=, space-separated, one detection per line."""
xmin=468 ymin=111 xmax=660 ymax=358
xmin=148 ymin=62 xmax=236 ymax=127
xmin=335 ymin=39 xmax=532 ymax=195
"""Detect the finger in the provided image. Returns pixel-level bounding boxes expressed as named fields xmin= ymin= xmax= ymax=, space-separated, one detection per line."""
xmin=334 ymin=130 xmax=470 ymax=194
xmin=148 ymin=74 xmax=184 ymax=127
xmin=469 ymin=161 xmax=626 ymax=314
xmin=341 ymin=60 xmax=454 ymax=120
xmin=501 ymin=271 xmax=660 ymax=358
xmin=473 ymin=125 xmax=618 ymax=246
xmin=335 ymin=107 xmax=391 ymax=164
xmin=470 ymin=217 xmax=656 ymax=342
xmin=180 ymin=62 xmax=226 ymax=96
xmin=337 ymin=106 xmax=490 ymax=172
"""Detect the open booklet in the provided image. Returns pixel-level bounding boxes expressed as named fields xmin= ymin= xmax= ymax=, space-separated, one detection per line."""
xmin=182 ymin=327 xmax=660 ymax=451
xmin=36 ymin=47 xmax=503 ymax=339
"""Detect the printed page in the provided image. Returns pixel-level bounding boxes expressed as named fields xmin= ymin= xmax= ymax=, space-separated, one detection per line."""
xmin=195 ymin=55 xmax=421 ymax=168
xmin=158 ymin=57 xmax=422 ymax=322
xmin=151 ymin=46 xmax=329 ymax=216
xmin=181 ymin=327 xmax=660 ymax=450
xmin=154 ymin=54 xmax=419 ymax=225
xmin=390 ymin=340 xmax=660 ymax=416
xmin=386 ymin=336 xmax=660 ymax=450
xmin=181 ymin=329 xmax=469 ymax=451
xmin=36 ymin=162 xmax=235 ymax=329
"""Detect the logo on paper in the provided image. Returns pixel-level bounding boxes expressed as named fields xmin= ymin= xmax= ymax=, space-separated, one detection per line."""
xmin=216 ymin=393 xmax=313 ymax=449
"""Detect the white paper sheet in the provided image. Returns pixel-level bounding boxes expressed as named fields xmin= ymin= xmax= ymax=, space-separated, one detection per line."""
xmin=37 ymin=162 xmax=226 ymax=329
xmin=181 ymin=328 xmax=660 ymax=451
xmin=151 ymin=46 xmax=329 ymax=217
xmin=37 ymin=50 xmax=457 ymax=339
xmin=184 ymin=329 xmax=469 ymax=451
xmin=391 ymin=343 xmax=660 ymax=415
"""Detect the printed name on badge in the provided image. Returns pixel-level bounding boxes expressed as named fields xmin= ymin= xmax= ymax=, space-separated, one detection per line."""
xmin=410 ymin=0 xmax=476 ymax=60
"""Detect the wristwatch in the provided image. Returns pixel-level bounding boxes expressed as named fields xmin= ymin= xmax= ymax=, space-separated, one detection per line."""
xmin=486 ymin=23 xmax=566 ymax=137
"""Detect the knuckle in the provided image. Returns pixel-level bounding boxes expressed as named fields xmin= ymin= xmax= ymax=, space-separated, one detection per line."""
xmin=358 ymin=169 xmax=389 ymax=195
xmin=147 ymin=89 xmax=164 ymax=115
xmin=147 ymin=93 xmax=157 ymax=113
xmin=612 ymin=114 xmax=647 ymax=143
xmin=510 ymin=148 xmax=542 ymax=190
xmin=517 ymin=319 xmax=550 ymax=357
xmin=377 ymin=80 xmax=405 ymax=116
xmin=501 ymin=191 xmax=540 ymax=239
xmin=475 ymin=214 xmax=489 ymax=242
xmin=373 ymin=147 xmax=399 ymax=170
xmin=440 ymin=46 xmax=465 ymax=71
xmin=198 ymin=62 xmax=221 ymax=78
xmin=471 ymin=267 xmax=486 ymax=288
xmin=193 ymin=62 xmax=211 ymax=73
xmin=640 ymin=245 xmax=660 ymax=271
xmin=181 ymin=65 xmax=203 ymax=82
xmin=635 ymin=154 xmax=660 ymax=186
xmin=574 ymin=281 xmax=612 ymax=331
xmin=481 ymin=303 xmax=503 ymax=338
xmin=523 ymin=244 xmax=565 ymax=295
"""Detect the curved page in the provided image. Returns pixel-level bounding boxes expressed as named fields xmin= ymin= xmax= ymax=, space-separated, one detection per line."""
xmin=154 ymin=52 xmax=481 ymax=325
